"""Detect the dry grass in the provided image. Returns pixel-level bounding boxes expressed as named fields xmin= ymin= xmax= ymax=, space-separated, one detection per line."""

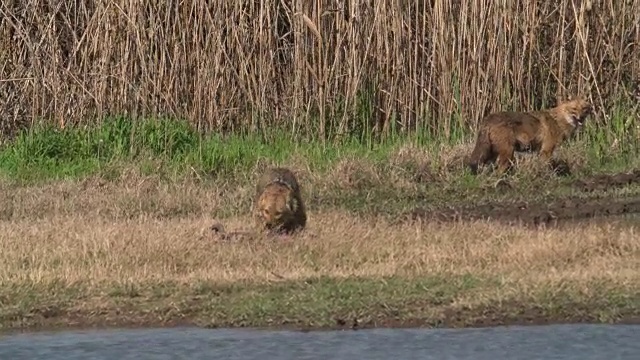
xmin=1 ymin=0 xmax=638 ymax=139
xmin=1 ymin=175 xmax=639 ymax=330
xmin=1 ymin=140 xmax=639 ymax=223
xmin=2 ymin=211 xmax=637 ymax=285
xmin=0 ymin=144 xmax=625 ymax=225
xmin=1 ymin=150 xmax=640 ymax=330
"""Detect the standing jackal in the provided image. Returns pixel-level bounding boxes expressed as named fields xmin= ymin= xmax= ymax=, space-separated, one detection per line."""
xmin=467 ymin=97 xmax=593 ymax=175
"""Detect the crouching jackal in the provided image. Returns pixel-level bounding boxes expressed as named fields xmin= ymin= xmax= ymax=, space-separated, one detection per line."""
xmin=467 ymin=96 xmax=593 ymax=174
xmin=253 ymin=167 xmax=307 ymax=234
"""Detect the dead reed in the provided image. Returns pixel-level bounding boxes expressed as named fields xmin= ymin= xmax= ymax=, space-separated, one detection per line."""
xmin=0 ymin=0 xmax=638 ymax=140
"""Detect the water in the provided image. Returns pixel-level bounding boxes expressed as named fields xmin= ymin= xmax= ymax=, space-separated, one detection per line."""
xmin=1 ymin=324 xmax=638 ymax=360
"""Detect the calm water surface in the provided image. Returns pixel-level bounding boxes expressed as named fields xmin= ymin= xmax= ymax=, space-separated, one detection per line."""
xmin=1 ymin=324 xmax=639 ymax=360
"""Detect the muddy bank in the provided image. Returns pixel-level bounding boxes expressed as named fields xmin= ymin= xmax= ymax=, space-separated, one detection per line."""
xmin=408 ymin=170 xmax=640 ymax=227
xmin=2 ymin=301 xmax=638 ymax=335
xmin=408 ymin=196 xmax=640 ymax=227
xmin=572 ymin=169 xmax=640 ymax=192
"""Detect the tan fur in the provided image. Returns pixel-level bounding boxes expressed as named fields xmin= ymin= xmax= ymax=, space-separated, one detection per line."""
xmin=467 ymin=97 xmax=593 ymax=175
xmin=253 ymin=167 xmax=307 ymax=234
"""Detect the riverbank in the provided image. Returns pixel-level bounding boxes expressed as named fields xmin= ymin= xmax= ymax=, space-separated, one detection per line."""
xmin=1 ymin=120 xmax=639 ymax=333
xmin=2 ymin=277 xmax=639 ymax=333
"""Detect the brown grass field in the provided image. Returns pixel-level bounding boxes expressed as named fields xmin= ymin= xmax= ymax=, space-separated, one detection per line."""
xmin=1 ymin=147 xmax=639 ymax=332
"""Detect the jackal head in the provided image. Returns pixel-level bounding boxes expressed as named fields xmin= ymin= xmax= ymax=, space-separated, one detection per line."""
xmin=256 ymin=183 xmax=298 ymax=230
xmin=558 ymin=96 xmax=593 ymax=128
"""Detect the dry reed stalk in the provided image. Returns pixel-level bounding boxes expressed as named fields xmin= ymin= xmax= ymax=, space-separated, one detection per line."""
xmin=0 ymin=0 xmax=638 ymax=139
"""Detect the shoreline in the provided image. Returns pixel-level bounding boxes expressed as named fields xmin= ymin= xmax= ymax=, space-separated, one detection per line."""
xmin=4 ymin=310 xmax=639 ymax=336
xmin=3 ymin=293 xmax=639 ymax=335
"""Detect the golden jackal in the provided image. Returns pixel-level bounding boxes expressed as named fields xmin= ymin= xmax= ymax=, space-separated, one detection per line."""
xmin=253 ymin=167 xmax=307 ymax=234
xmin=467 ymin=97 xmax=592 ymax=174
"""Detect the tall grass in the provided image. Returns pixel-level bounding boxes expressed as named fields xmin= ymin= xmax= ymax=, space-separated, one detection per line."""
xmin=1 ymin=0 xmax=638 ymax=141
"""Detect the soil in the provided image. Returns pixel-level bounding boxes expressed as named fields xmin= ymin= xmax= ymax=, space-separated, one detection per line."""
xmin=2 ymin=301 xmax=638 ymax=335
xmin=408 ymin=170 xmax=640 ymax=227
xmin=572 ymin=169 xmax=640 ymax=193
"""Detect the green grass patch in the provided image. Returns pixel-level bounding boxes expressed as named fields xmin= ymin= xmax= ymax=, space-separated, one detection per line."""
xmin=1 ymin=276 xmax=637 ymax=331
xmin=0 ymin=113 xmax=638 ymax=186
xmin=0 ymin=117 xmax=416 ymax=183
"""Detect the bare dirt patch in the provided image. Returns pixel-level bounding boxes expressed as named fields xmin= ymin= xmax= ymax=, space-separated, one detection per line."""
xmin=408 ymin=196 xmax=640 ymax=227
xmin=573 ymin=169 xmax=640 ymax=192
xmin=408 ymin=170 xmax=640 ymax=227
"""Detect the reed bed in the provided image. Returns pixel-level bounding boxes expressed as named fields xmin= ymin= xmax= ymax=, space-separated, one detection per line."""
xmin=0 ymin=0 xmax=638 ymax=141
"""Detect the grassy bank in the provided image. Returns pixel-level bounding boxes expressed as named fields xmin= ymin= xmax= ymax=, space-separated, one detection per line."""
xmin=1 ymin=115 xmax=638 ymax=182
xmin=0 ymin=118 xmax=639 ymax=332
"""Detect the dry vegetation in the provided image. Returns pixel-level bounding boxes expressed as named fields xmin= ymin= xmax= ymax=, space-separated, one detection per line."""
xmin=3 ymin=210 xmax=637 ymax=286
xmin=1 ymin=0 xmax=639 ymax=139
xmin=1 ymin=162 xmax=639 ymax=331
xmin=2 ymin=140 xmax=637 ymax=222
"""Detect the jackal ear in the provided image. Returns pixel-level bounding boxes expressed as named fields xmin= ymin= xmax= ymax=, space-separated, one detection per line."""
xmin=571 ymin=94 xmax=588 ymax=102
